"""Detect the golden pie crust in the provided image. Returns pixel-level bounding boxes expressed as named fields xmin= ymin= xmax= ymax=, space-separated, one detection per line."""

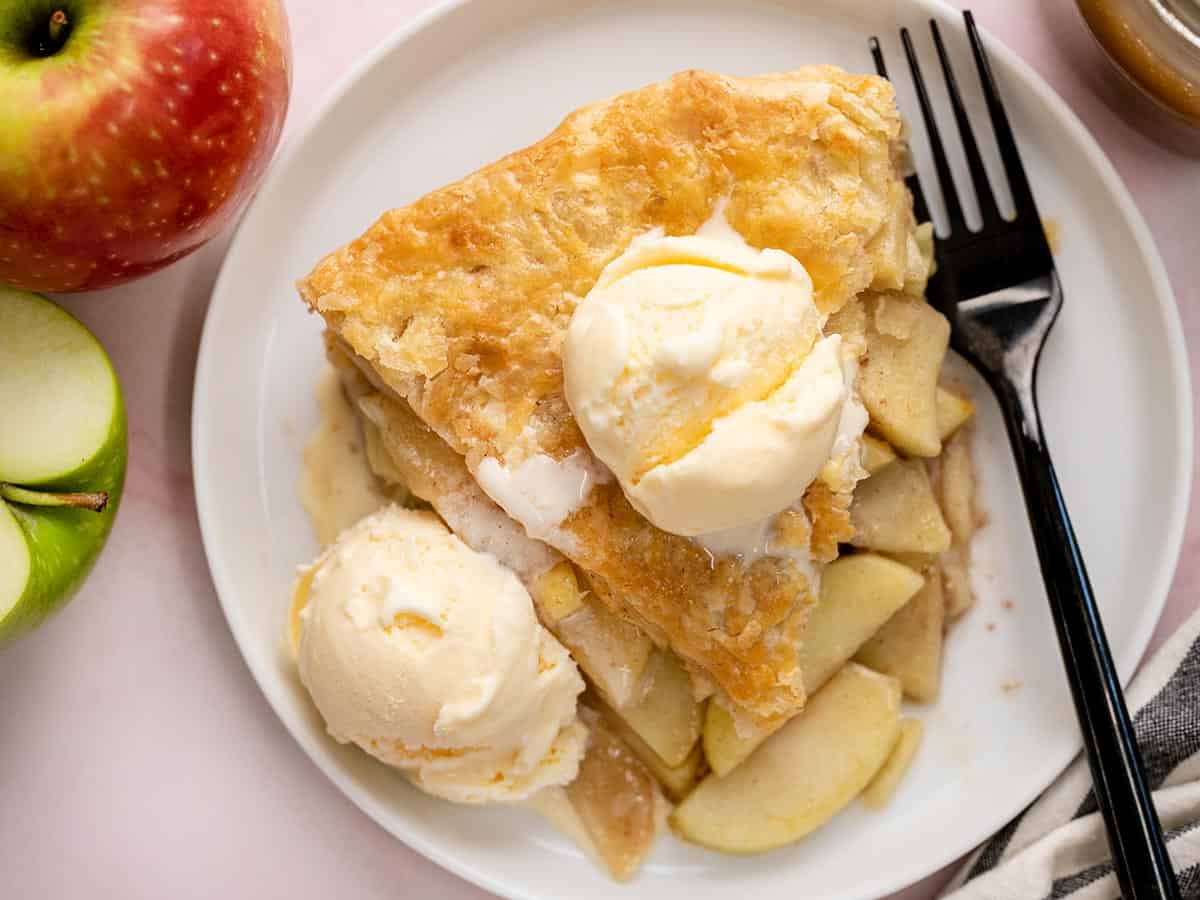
xmin=300 ymin=67 xmax=926 ymax=721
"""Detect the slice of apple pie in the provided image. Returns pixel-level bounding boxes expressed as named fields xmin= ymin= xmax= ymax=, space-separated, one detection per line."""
xmin=299 ymin=66 xmax=930 ymax=724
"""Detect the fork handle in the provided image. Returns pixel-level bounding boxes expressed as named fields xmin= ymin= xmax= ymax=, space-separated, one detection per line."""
xmin=995 ymin=383 xmax=1180 ymax=899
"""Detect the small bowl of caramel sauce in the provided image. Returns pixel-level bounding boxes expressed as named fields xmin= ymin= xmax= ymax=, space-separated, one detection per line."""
xmin=1077 ymin=0 xmax=1200 ymax=153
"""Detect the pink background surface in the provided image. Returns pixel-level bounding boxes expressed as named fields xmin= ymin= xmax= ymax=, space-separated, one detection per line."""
xmin=1 ymin=1 xmax=1197 ymax=898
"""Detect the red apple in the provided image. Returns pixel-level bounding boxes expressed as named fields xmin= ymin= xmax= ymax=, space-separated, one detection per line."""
xmin=0 ymin=0 xmax=290 ymax=291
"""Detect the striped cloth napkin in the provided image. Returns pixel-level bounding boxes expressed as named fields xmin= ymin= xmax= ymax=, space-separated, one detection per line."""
xmin=942 ymin=607 xmax=1200 ymax=898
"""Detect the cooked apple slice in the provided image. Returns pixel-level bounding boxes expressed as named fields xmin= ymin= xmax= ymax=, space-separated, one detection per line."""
xmin=850 ymin=459 xmax=951 ymax=554
xmin=859 ymin=292 xmax=950 ymax=458
xmin=673 ymin=664 xmax=901 ymax=854
xmin=824 ymin=293 xmax=868 ymax=345
xmin=358 ymin=411 xmax=412 ymax=498
xmin=935 ymin=429 xmax=976 ymax=544
xmin=885 ymin=550 xmax=937 ymax=572
xmin=702 ymin=553 xmax=921 ymax=777
xmin=799 ymin=554 xmax=926 ymax=691
xmin=931 ymin=430 xmax=977 ymax=621
xmin=906 ymin=221 xmax=936 ymax=296
xmin=568 ymin=710 xmax=665 ymax=880
xmin=531 ymin=561 xmax=587 ymax=623
xmin=589 ymin=693 xmax=704 ymax=802
xmin=702 ymin=700 xmax=780 ymax=780
xmin=861 ymin=435 xmax=898 ymax=474
xmin=532 ymin=563 xmax=654 ymax=708
xmin=623 ymin=733 xmax=704 ymax=805
xmin=862 ymin=718 xmax=924 ymax=809
xmin=655 ymin=743 xmax=704 ymax=803
xmin=557 ymin=601 xmax=654 ymax=709
xmin=617 ymin=649 xmax=702 ymax=767
xmin=936 ymin=385 xmax=975 ymax=441
xmin=524 ymin=786 xmax=603 ymax=868
xmin=855 ymin=571 xmax=945 ymax=702
xmin=940 ymin=545 xmax=975 ymax=621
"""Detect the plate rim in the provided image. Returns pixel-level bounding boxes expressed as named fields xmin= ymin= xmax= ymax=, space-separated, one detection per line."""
xmin=192 ymin=0 xmax=1194 ymax=897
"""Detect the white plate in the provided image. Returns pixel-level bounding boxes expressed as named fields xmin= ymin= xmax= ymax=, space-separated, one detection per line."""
xmin=192 ymin=0 xmax=1193 ymax=897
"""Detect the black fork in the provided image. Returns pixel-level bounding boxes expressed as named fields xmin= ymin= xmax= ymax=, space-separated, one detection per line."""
xmin=871 ymin=12 xmax=1180 ymax=898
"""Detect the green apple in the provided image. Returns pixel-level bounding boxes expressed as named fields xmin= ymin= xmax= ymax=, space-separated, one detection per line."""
xmin=0 ymin=288 xmax=126 ymax=645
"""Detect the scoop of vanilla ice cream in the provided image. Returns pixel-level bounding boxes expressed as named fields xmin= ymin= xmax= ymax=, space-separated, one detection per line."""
xmin=294 ymin=506 xmax=587 ymax=804
xmin=563 ymin=225 xmax=851 ymax=536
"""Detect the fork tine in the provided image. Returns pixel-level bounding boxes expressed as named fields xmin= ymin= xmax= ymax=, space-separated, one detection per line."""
xmin=902 ymin=27 xmax=966 ymax=235
xmin=868 ymin=35 xmax=889 ymax=77
xmin=964 ymin=11 xmax=1038 ymax=220
xmin=868 ymin=36 xmax=931 ymax=224
xmin=930 ymin=20 xmax=1000 ymax=225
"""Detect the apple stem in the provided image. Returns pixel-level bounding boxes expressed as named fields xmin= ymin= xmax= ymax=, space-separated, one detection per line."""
xmin=48 ymin=10 xmax=68 ymax=44
xmin=0 ymin=483 xmax=108 ymax=513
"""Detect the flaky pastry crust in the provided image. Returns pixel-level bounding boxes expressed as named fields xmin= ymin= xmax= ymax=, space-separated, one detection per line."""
xmin=300 ymin=67 xmax=925 ymax=720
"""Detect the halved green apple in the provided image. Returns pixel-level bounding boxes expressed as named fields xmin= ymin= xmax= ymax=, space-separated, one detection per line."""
xmin=0 ymin=289 xmax=126 ymax=645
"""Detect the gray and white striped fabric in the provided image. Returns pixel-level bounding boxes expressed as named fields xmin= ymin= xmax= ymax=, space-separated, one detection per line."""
xmin=942 ymin=608 xmax=1200 ymax=899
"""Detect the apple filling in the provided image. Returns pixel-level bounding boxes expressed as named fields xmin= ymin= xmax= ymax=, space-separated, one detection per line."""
xmin=288 ymin=63 xmax=984 ymax=879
